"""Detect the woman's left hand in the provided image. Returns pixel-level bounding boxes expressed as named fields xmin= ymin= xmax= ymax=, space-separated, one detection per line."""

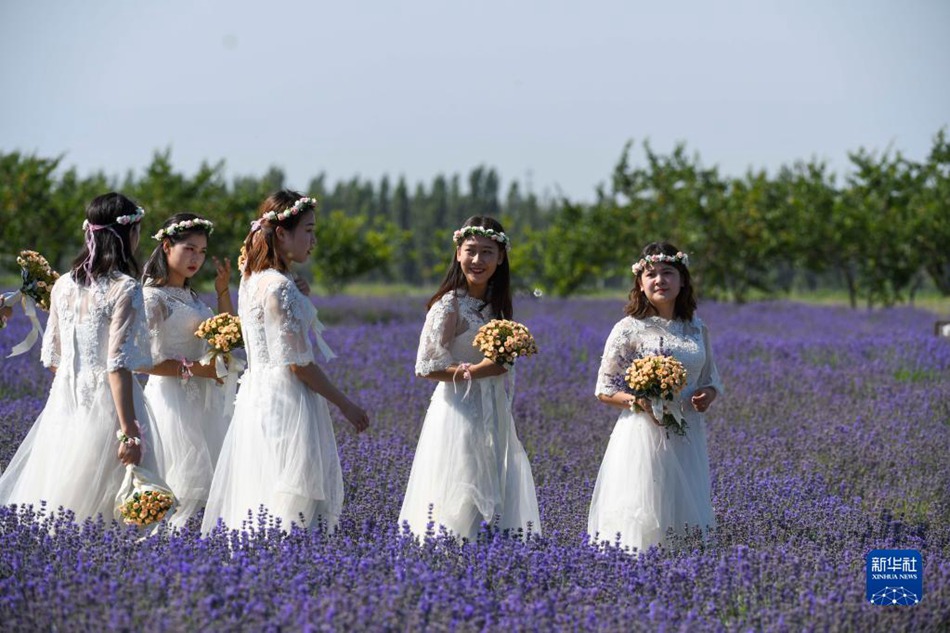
xmin=213 ymin=256 xmax=231 ymax=295
xmin=293 ymin=275 xmax=311 ymax=296
xmin=691 ymin=387 xmax=717 ymax=413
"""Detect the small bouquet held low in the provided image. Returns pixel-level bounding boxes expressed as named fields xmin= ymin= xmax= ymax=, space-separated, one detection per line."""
xmin=118 ymin=488 xmax=174 ymax=526
xmin=473 ymin=319 xmax=539 ymax=367
xmin=2 ymin=250 xmax=60 ymax=356
xmin=625 ymin=355 xmax=689 ymax=436
xmin=195 ymin=313 xmax=245 ymax=378
xmin=114 ymin=464 xmax=177 ymax=532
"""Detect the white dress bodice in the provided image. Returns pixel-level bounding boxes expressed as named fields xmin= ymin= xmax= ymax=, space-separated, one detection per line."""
xmin=595 ymin=315 xmax=724 ymax=412
xmin=143 ymin=285 xmax=214 ymax=364
xmin=40 ymin=272 xmax=152 ymax=407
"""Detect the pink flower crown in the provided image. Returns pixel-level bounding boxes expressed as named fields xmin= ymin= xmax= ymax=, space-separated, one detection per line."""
xmin=453 ymin=226 xmax=511 ymax=251
xmin=82 ymin=206 xmax=146 ymax=231
xmin=152 ymin=218 xmax=214 ymax=241
xmin=631 ymin=252 xmax=689 ymax=275
xmin=251 ymin=196 xmax=318 ymax=231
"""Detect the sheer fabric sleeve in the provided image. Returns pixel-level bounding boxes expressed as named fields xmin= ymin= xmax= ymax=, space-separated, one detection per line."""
xmin=142 ymin=288 xmax=171 ymax=364
xmin=264 ymin=277 xmax=314 ymax=367
xmin=595 ymin=319 xmax=638 ymax=397
xmin=697 ymin=321 xmax=724 ymax=397
xmin=40 ymin=277 xmax=64 ymax=368
xmin=415 ymin=294 xmax=458 ymax=376
xmin=107 ymin=277 xmax=153 ymax=372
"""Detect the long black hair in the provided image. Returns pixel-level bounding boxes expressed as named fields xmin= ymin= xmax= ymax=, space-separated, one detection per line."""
xmin=71 ymin=192 xmax=142 ymax=285
xmin=427 ymin=215 xmax=513 ymax=319
xmin=624 ymin=241 xmax=696 ymax=321
xmin=143 ymin=213 xmax=213 ymax=288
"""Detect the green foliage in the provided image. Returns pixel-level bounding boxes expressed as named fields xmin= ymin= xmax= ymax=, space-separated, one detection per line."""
xmin=0 ymin=152 xmax=555 ymax=290
xmin=311 ymin=211 xmax=398 ymax=294
xmin=2 ymin=130 xmax=946 ymax=309
xmin=516 ymin=130 xmax=949 ymax=307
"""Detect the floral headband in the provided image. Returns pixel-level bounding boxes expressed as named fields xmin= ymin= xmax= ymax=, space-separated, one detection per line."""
xmin=453 ymin=226 xmax=511 ymax=251
xmin=82 ymin=206 xmax=146 ymax=232
xmin=251 ymin=196 xmax=318 ymax=232
xmin=631 ymin=252 xmax=689 ymax=275
xmin=152 ymin=218 xmax=214 ymax=241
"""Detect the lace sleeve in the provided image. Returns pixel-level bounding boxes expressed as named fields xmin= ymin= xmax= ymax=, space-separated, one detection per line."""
xmin=697 ymin=321 xmax=724 ymax=397
xmin=415 ymin=295 xmax=458 ymax=376
xmin=143 ymin=288 xmax=171 ymax=364
xmin=107 ymin=277 xmax=153 ymax=372
xmin=595 ymin=319 xmax=639 ymax=397
xmin=264 ymin=278 xmax=314 ymax=367
xmin=40 ymin=277 xmax=64 ymax=368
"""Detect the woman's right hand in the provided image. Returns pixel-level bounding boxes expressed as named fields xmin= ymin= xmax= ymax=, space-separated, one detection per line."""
xmin=628 ymin=397 xmax=663 ymax=427
xmin=117 ymin=441 xmax=142 ymax=465
xmin=341 ymin=401 xmax=370 ymax=434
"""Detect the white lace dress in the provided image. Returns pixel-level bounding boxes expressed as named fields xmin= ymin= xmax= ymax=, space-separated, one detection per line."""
xmin=201 ymin=269 xmax=341 ymax=534
xmin=398 ymin=291 xmax=541 ymax=540
xmin=0 ymin=272 xmax=164 ymax=521
xmin=588 ymin=315 xmax=723 ymax=552
xmin=142 ymin=286 xmax=233 ymax=528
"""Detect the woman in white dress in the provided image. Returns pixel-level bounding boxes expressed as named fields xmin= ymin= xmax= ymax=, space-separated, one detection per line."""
xmin=588 ymin=242 xmax=723 ymax=553
xmin=0 ymin=193 xmax=164 ymax=521
xmin=399 ymin=217 xmax=541 ymax=540
xmin=201 ymin=191 xmax=369 ymax=535
xmin=139 ymin=213 xmax=236 ymax=528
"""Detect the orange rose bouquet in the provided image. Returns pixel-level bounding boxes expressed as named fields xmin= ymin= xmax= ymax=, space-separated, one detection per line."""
xmin=625 ymin=355 xmax=689 ymax=435
xmin=472 ymin=319 xmax=539 ymax=367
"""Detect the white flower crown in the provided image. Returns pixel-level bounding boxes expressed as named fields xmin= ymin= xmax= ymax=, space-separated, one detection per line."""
xmin=261 ymin=196 xmax=318 ymax=224
xmin=152 ymin=218 xmax=215 ymax=241
xmin=82 ymin=206 xmax=146 ymax=231
xmin=453 ymin=226 xmax=511 ymax=251
xmin=631 ymin=252 xmax=690 ymax=275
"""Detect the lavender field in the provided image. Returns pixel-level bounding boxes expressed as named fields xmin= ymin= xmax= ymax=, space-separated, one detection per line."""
xmin=1 ymin=296 xmax=948 ymax=631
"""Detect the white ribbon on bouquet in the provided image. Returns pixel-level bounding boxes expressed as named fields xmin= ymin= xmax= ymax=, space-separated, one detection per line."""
xmin=1 ymin=290 xmax=45 ymax=358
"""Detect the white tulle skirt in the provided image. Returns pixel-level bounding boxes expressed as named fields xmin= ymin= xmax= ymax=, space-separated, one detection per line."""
xmin=0 ymin=372 xmax=164 ymax=522
xmin=144 ymin=374 xmax=232 ymax=528
xmin=399 ymin=376 xmax=541 ymax=540
xmin=588 ymin=408 xmax=715 ymax=553
xmin=201 ymin=366 xmax=343 ymax=534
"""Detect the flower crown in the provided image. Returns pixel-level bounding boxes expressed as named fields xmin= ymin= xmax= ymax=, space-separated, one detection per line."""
xmin=453 ymin=226 xmax=511 ymax=251
xmin=261 ymin=196 xmax=318 ymax=224
xmin=631 ymin=252 xmax=689 ymax=275
xmin=152 ymin=218 xmax=214 ymax=241
xmin=82 ymin=206 xmax=146 ymax=231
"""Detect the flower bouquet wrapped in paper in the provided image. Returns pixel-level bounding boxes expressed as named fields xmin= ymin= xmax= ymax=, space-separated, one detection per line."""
xmin=114 ymin=464 xmax=177 ymax=531
xmin=625 ymin=354 xmax=689 ymax=436
xmin=472 ymin=319 xmax=539 ymax=367
xmin=195 ymin=313 xmax=245 ymax=378
xmin=2 ymin=250 xmax=60 ymax=356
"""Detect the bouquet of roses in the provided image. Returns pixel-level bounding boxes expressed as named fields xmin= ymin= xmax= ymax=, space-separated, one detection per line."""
xmin=2 ymin=250 xmax=60 ymax=328
xmin=2 ymin=251 xmax=59 ymax=356
xmin=195 ymin=313 xmax=244 ymax=378
xmin=119 ymin=489 xmax=174 ymax=526
xmin=114 ymin=464 xmax=177 ymax=531
xmin=17 ymin=250 xmax=59 ymax=312
xmin=473 ymin=319 xmax=539 ymax=367
xmin=625 ymin=355 xmax=689 ymax=435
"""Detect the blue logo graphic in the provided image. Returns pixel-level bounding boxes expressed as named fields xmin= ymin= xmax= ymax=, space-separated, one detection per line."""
xmin=866 ymin=549 xmax=922 ymax=606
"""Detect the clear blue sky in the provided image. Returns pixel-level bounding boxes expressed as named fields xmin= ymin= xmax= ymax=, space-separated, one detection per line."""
xmin=2 ymin=0 xmax=948 ymax=202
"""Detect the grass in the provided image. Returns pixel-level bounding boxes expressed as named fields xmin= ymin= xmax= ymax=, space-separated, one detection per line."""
xmin=4 ymin=271 xmax=949 ymax=315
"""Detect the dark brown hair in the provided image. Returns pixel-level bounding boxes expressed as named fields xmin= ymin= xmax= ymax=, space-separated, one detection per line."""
xmin=71 ymin=192 xmax=142 ymax=285
xmin=241 ymin=190 xmax=313 ymax=278
xmin=427 ymin=216 xmax=513 ymax=319
xmin=143 ymin=212 xmax=213 ymax=288
xmin=623 ymin=242 xmax=696 ymax=321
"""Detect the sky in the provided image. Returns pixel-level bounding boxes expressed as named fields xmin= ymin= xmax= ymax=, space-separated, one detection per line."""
xmin=1 ymin=0 xmax=948 ymax=203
